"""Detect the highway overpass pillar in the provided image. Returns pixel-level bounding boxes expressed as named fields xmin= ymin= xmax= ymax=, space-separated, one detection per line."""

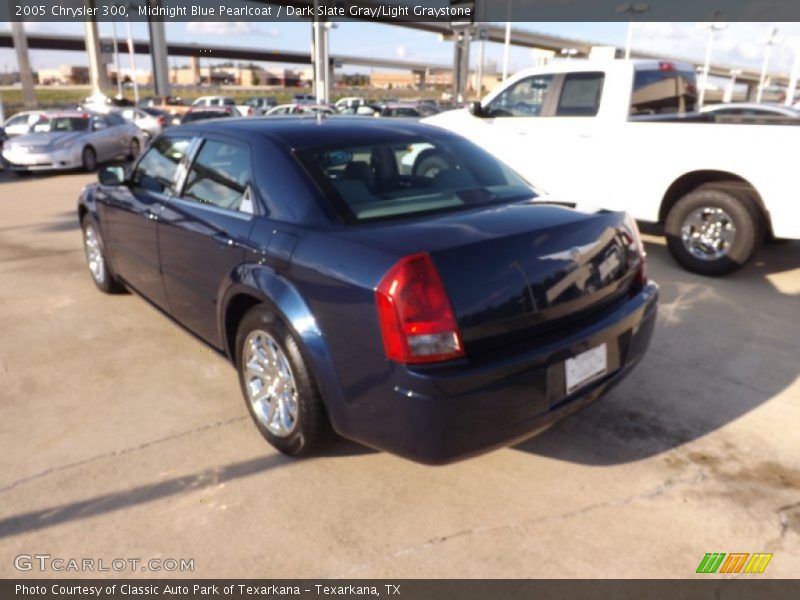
xmin=10 ymin=21 xmax=37 ymax=108
xmin=147 ymin=3 xmax=170 ymax=97
xmin=83 ymin=9 xmax=110 ymax=98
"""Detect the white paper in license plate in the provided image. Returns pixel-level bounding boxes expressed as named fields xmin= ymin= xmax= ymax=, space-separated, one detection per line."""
xmin=565 ymin=343 xmax=608 ymax=394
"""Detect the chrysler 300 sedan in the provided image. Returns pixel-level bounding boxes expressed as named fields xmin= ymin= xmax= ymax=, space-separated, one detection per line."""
xmin=78 ymin=118 xmax=658 ymax=463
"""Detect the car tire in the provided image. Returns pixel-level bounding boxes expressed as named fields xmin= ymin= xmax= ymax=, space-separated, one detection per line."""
xmin=665 ymin=186 xmax=762 ymax=276
xmin=235 ymin=305 xmax=335 ymax=457
xmin=413 ymin=151 xmax=453 ymax=179
xmin=128 ymin=138 xmax=140 ymax=159
xmin=81 ymin=215 xmax=125 ymax=293
xmin=81 ymin=146 xmax=97 ymax=172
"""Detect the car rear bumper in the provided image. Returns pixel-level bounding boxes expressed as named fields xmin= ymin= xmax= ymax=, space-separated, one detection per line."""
xmin=335 ymin=282 xmax=658 ymax=464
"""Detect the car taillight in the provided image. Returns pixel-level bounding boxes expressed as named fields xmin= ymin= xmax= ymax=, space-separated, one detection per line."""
xmin=248 ymin=107 xmax=254 ymax=116
xmin=622 ymin=214 xmax=647 ymax=287
xmin=659 ymin=61 xmax=676 ymax=72
xmin=375 ymin=253 xmax=464 ymax=364
xmin=157 ymin=116 xmax=166 ymax=125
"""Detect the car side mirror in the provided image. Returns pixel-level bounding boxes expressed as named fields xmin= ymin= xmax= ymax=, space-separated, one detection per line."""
xmin=468 ymin=101 xmax=485 ymax=118
xmin=98 ymin=166 xmax=125 ymax=186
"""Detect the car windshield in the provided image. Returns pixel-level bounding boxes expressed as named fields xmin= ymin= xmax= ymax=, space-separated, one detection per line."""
xmin=297 ymin=138 xmax=535 ymax=223
xmin=32 ymin=117 xmax=90 ymax=133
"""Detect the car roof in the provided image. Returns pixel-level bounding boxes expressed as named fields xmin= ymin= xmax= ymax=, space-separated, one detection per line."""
xmin=175 ymin=116 xmax=463 ymax=149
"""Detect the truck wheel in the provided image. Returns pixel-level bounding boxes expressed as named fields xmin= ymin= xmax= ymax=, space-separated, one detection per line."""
xmin=235 ymin=305 xmax=335 ymax=457
xmin=665 ymin=187 xmax=761 ymax=276
xmin=413 ymin=151 xmax=453 ymax=179
xmin=81 ymin=215 xmax=124 ymax=293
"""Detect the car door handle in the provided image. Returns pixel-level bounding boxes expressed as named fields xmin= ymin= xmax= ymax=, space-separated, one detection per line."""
xmin=213 ymin=232 xmax=235 ymax=248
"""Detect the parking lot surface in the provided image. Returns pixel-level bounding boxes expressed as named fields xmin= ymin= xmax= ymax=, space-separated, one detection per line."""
xmin=0 ymin=171 xmax=798 ymax=578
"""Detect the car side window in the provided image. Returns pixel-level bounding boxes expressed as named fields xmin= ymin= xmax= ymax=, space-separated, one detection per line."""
xmin=181 ymin=140 xmax=253 ymax=213
xmin=556 ymin=72 xmax=604 ymax=117
xmin=106 ymin=113 xmax=125 ymax=126
xmin=92 ymin=115 xmax=109 ymax=129
xmin=132 ymin=137 xmax=192 ymax=195
xmin=485 ymin=74 xmax=554 ymax=117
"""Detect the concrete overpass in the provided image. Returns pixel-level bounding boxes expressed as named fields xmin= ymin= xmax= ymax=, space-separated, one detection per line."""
xmin=0 ymin=28 xmax=788 ymax=104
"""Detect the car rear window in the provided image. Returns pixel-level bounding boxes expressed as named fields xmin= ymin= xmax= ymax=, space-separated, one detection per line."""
xmin=32 ymin=117 xmax=89 ymax=133
xmin=296 ymin=138 xmax=535 ymax=223
xmin=631 ymin=67 xmax=697 ymax=115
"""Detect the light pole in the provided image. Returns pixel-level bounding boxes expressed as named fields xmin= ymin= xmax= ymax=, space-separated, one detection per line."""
xmin=502 ymin=0 xmax=512 ymax=81
xmin=111 ymin=20 xmax=123 ymax=98
xmin=725 ymin=68 xmax=742 ymax=103
xmin=786 ymin=45 xmax=800 ymax=107
xmin=757 ymin=27 xmax=782 ymax=104
xmin=616 ymin=3 xmax=650 ymax=60
xmin=698 ymin=20 xmax=728 ymax=108
xmin=475 ymin=27 xmax=487 ymax=99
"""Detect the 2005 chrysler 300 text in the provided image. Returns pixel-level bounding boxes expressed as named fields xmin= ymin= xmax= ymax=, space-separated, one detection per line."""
xmin=77 ymin=118 xmax=658 ymax=463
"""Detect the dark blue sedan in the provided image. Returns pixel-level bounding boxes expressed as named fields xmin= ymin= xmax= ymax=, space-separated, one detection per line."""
xmin=78 ymin=117 xmax=657 ymax=463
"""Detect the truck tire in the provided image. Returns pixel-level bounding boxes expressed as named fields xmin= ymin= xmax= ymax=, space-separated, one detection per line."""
xmin=665 ymin=187 xmax=762 ymax=276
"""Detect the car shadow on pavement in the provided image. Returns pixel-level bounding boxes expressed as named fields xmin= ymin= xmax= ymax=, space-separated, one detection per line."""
xmin=514 ymin=238 xmax=800 ymax=465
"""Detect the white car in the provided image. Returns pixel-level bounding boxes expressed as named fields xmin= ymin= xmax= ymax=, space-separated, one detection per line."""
xmin=4 ymin=111 xmax=48 ymax=137
xmin=117 ymin=107 xmax=166 ymax=142
xmin=334 ymin=96 xmax=366 ymax=110
xmin=191 ymin=96 xmax=253 ymax=117
xmin=700 ymin=103 xmax=800 ymax=118
xmin=425 ymin=59 xmax=800 ymax=275
xmin=265 ymin=104 xmax=334 ymax=117
xmin=2 ymin=111 xmax=143 ymax=173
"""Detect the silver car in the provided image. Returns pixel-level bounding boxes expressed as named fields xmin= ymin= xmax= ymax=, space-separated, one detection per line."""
xmin=1 ymin=111 xmax=142 ymax=173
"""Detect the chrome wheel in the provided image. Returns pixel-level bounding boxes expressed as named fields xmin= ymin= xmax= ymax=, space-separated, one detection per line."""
xmin=243 ymin=330 xmax=299 ymax=437
xmin=681 ymin=207 xmax=737 ymax=261
xmin=83 ymin=224 xmax=105 ymax=285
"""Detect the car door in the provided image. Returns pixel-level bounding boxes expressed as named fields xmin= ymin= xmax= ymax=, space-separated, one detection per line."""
xmin=90 ymin=114 xmax=115 ymax=160
xmin=99 ymin=135 xmax=195 ymax=309
xmin=157 ymin=135 xmax=257 ymax=346
xmin=104 ymin=112 xmax=131 ymax=157
xmin=480 ymin=71 xmax=605 ymax=203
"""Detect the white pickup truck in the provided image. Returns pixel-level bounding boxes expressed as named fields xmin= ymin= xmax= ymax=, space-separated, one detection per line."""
xmin=425 ymin=59 xmax=800 ymax=275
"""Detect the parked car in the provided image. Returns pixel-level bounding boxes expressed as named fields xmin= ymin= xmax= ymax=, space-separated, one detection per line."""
xmin=336 ymin=104 xmax=380 ymax=116
xmin=700 ymin=103 xmax=800 ymax=119
xmin=334 ymin=96 xmax=366 ymax=111
xmin=180 ymin=107 xmax=237 ymax=123
xmin=138 ymin=96 xmax=191 ymax=124
xmin=265 ymin=103 xmax=334 ymax=117
xmin=2 ymin=111 xmax=142 ymax=173
xmin=191 ymin=95 xmax=253 ymax=117
xmin=4 ymin=111 xmax=48 ymax=137
xmin=379 ymin=104 xmax=423 ymax=118
xmin=244 ymin=96 xmax=277 ymax=115
xmin=292 ymin=93 xmax=316 ymax=104
xmin=78 ymin=118 xmax=657 ymax=463
xmin=425 ymin=59 xmax=800 ymax=275
xmin=118 ymin=107 xmax=167 ymax=142
xmin=79 ymin=94 xmax=136 ymax=114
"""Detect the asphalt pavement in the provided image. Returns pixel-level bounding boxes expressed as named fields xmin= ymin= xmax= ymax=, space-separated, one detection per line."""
xmin=0 ymin=170 xmax=798 ymax=578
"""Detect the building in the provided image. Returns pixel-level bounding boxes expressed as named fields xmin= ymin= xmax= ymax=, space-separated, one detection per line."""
xmin=169 ymin=58 xmax=303 ymax=87
xmin=37 ymin=65 xmax=90 ymax=85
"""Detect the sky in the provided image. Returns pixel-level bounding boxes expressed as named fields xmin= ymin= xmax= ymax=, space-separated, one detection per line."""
xmin=0 ymin=21 xmax=799 ymax=78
